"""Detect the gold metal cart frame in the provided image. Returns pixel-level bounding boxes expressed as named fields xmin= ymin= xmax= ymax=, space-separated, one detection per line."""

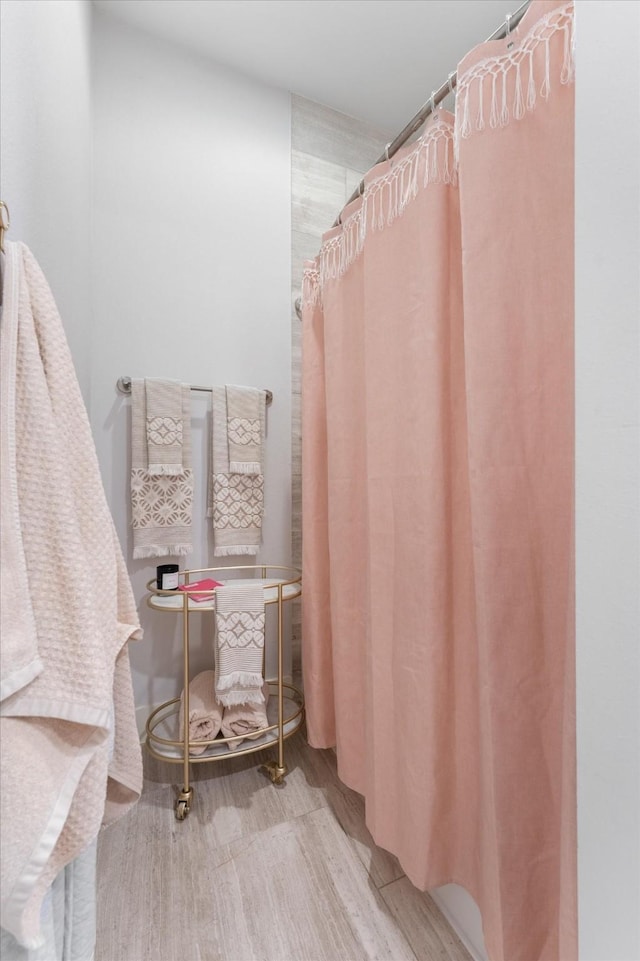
xmin=144 ymin=565 xmax=304 ymax=821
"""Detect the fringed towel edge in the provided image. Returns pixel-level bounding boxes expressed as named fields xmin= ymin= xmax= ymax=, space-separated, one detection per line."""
xmin=132 ymin=545 xmax=192 ymax=559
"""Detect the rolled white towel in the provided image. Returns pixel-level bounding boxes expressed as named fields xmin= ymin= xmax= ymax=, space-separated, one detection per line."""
xmin=178 ymin=670 xmax=222 ymax=755
xmin=221 ymin=682 xmax=270 ymax=751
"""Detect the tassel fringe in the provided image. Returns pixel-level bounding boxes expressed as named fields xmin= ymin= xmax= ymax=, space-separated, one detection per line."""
xmin=216 ymin=671 xmax=263 ymax=690
xmin=132 ymin=545 xmax=191 ymax=558
xmin=229 ymin=461 xmax=261 ymax=475
xmin=217 ymin=689 xmax=265 ymax=707
xmin=213 ymin=545 xmax=260 ymax=556
xmin=301 ymin=263 xmax=321 ymax=311
xmin=216 ymin=672 xmax=265 ymax=707
xmin=301 ymin=2 xmax=574 ymax=312
xmin=316 ymin=113 xmax=456 ymax=286
xmin=455 ymin=1 xmax=574 ymax=161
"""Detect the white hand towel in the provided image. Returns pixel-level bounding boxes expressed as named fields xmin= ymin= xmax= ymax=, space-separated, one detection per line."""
xmin=209 ymin=387 xmax=264 ymax=556
xmin=178 ymin=670 xmax=223 ymax=755
xmin=130 ymin=379 xmax=193 ymax=558
xmin=222 ymin=682 xmax=270 ymax=751
xmin=226 ymin=385 xmax=264 ymax=475
xmin=144 ymin=378 xmax=186 ymax=476
xmin=214 ymin=583 xmax=265 ymax=707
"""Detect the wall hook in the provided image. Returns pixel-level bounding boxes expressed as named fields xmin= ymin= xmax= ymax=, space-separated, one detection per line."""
xmin=0 ymin=201 xmax=10 ymax=254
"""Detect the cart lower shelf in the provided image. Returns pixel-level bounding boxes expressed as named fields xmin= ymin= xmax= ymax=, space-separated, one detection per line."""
xmin=145 ymin=681 xmax=304 ymax=763
xmin=146 ymin=682 xmax=304 ymax=819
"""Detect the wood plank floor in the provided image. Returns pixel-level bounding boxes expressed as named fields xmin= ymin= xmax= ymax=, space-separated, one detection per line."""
xmin=96 ymin=733 xmax=472 ymax=961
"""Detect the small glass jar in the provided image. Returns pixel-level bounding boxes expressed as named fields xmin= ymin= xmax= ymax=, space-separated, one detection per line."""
xmin=156 ymin=564 xmax=179 ymax=590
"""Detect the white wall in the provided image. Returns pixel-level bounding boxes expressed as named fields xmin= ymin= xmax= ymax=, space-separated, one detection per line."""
xmin=575 ymin=2 xmax=640 ymax=959
xmin=90 ymin=12 xmax=292 ymax=713
xmin=0 ymin=0 xmax=92 ymax=401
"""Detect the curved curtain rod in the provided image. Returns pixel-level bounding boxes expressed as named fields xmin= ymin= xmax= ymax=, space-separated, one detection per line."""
xmin=333 ymin=0 xmax=531 ymax=227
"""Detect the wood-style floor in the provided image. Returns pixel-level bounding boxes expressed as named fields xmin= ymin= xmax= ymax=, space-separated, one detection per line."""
xmin=96 ymin=732 xmax=472 ymax=961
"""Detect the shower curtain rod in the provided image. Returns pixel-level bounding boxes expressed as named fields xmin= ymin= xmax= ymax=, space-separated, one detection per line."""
xmin=294 ymin=0 xmax=531 ymax=319
xmin=333 ymin=0 xmax=531 ymax=226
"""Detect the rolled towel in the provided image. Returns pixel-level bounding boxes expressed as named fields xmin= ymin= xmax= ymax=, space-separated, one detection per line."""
xmin=221 ymin=682 xmax=270 ymax=751
xmin=178 ymin=670 xmax=222 ymax=755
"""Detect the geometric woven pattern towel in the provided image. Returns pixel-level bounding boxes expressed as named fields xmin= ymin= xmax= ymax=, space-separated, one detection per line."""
xmin=130 ymin=379 xmax=193 ymax=558
xmin=214 ymin=583 xmax=265 ymax=707
xmin=144 ymin=378 xmax=185 ymax=476
xmin=209 ymin=386 xmax=265 ymax=556
xmin=226 ymin=385 xmax=263 ymax=474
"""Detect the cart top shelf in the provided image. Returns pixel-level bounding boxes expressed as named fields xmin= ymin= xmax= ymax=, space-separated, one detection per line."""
xmin=146 ymin=565 xmax=302 ymax=612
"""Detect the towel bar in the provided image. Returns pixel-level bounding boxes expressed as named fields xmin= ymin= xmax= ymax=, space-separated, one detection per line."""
xmin=117 ymin=376 xmax=273 ymax=407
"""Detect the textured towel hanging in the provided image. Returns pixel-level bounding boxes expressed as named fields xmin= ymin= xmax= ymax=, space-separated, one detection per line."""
xmin=130 ymin=379 xmax=193 ymax=558
xmin=144 ymin=378 xmax=186 ymax=476
xmin=226 ymin=385 xmax=263 ymax=475
xmin=214 ymin=583 xmax=266 ymax=707
xmin=209 ymin=386 xmax=265 ymax=556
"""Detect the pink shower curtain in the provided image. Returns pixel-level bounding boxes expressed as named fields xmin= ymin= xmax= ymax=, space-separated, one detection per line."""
xmin=301 ymin=3 xmax=575 ymax=960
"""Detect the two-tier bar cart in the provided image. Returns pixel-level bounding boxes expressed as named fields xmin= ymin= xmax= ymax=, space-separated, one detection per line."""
xmin=144 ymin=565 xmax=304 ymax=820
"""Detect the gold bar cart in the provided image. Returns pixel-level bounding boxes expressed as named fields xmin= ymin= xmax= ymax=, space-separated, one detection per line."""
xmin=144 ymin=565 xmax=304 ymax=821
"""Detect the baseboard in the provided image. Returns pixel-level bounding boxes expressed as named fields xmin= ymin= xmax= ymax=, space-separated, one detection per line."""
xmin=430 ymin=886 xmax=488 ymax=961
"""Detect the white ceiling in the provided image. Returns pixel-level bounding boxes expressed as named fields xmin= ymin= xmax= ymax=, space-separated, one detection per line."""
xmin=92 ymin=0 xmax=518 ymax=134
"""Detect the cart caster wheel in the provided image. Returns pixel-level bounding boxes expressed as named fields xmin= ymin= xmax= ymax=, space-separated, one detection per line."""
xmin=174 ymin=786 xmax=193 ymax=821
xmin=261 ymin=760 xmax=288 ymax=786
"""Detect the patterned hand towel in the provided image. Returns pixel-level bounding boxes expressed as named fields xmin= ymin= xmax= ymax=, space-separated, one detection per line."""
xmin=214 ymin=583 xmax=265 ymax=707
xmin=209 ymin=386 xmax=265 ymax=556
xmin=144 ymin=378 xmax=185 ymax=475
xmin=178 ymin=670 xmax=223 ymax=755
xmin=222 ymin=682 xmax=270 ymax=751
xmin=130 ymin=379 xmax=193 ymax=558
xmin=226 ymin=385 xmax=263 ymax=474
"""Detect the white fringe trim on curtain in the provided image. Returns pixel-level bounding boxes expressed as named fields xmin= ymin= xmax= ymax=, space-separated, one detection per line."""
xmin=455 ymin=1 xmax=575 ymax=161
xmin=313 ymin=113 xmax=456 ymax=291
xmin=300 ymin=1 xmax=575 ymax=313
xmin=302 ymin=264 xmax=321 ymax=311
